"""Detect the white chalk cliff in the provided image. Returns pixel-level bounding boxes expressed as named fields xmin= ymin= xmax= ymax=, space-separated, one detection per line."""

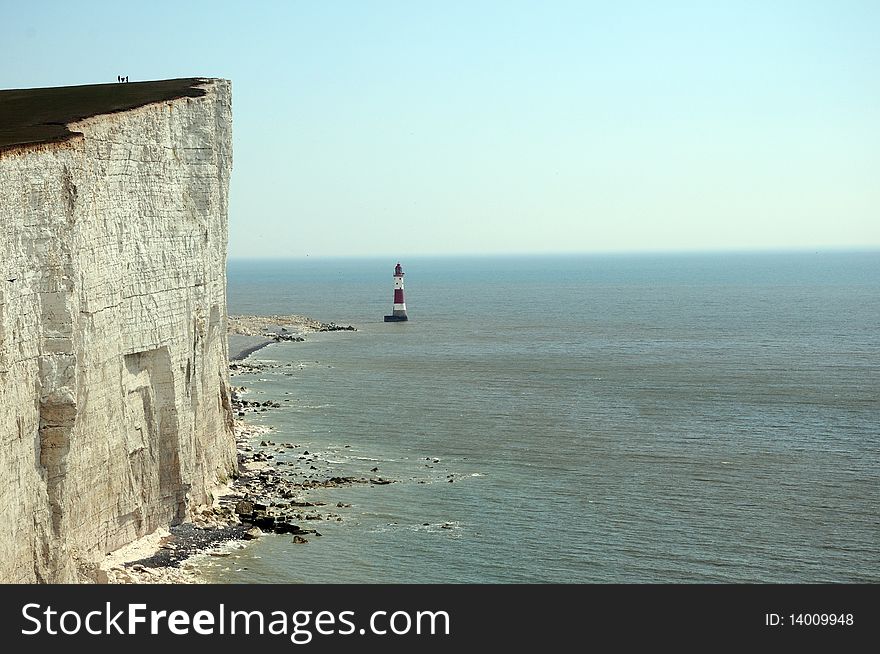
xmin=0 ymin=78 xmax=237 ymax=582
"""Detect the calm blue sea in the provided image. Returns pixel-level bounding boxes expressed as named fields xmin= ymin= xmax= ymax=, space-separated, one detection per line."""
xmin=204 ymin=252 xmax=879 ymax=583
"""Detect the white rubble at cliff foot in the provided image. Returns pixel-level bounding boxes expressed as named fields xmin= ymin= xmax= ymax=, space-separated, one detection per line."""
xmin=227 ymin=314 xmax=326 ymax=336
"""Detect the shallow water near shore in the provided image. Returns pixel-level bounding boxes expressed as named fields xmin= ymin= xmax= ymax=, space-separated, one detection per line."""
xmin=202 ymin=252 xmax=880 ymax=583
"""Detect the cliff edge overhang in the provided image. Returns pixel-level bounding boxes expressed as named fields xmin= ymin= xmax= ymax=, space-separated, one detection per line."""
xmin=0 ymin=78 xmax=211 ymax=155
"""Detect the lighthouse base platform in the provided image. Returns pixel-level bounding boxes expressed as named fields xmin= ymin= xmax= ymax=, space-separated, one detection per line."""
xmin=384 ymin=315 xmax=408 ymax=322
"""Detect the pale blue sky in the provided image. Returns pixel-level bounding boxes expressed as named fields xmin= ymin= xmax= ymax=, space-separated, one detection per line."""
xmin=2 ymin=1 xmax=878 ymax=257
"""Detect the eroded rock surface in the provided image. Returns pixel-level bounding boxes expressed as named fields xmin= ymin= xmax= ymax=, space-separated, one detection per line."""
xmin=0 ymin=79 xmax=236 ymax=582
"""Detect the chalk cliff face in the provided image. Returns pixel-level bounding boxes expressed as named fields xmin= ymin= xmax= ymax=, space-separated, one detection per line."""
xmin=0 ymin=79 xmax=236 ymax=582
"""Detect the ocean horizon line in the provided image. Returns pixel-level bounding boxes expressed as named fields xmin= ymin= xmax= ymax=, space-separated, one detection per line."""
xmin=227 ymin=246 xmax=879 ymax=263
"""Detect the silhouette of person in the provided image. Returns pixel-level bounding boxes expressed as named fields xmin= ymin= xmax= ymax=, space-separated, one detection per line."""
xmin=125 ymin=76 xmax=129 ymax=83
xmin=117 ymin=75 xmax=121 ymax=82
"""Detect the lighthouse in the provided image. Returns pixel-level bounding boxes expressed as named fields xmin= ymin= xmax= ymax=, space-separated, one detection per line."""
xmin=383 ymin=262 xmax=408 ymax=322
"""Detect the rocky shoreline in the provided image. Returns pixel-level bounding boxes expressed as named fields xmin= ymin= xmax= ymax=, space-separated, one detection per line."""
xmin=228 ymin=314 xmax=356 ymax=361
xmin=101 ymin=317 xmax=371 ymax=584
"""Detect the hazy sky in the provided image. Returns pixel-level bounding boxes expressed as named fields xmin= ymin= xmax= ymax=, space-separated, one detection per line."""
xmin=2 ymin=1 xmax=878 ymax=258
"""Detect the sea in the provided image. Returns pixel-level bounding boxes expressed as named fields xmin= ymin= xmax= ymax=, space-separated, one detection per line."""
xmin=201 ymin=251 xmax=879 ymax=583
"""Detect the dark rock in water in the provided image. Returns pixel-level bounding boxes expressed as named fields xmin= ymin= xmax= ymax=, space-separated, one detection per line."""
xmin=318 ymin=322 xmax=357 ymax=332
xmin=370 ymin=478 xmax=394 ymax=485
xmin=254 ymin=515 xmax=276 ymax=529
xmin=370 ymin=467 xmax=379 ymax=472
xmin=292 ymin=536 xmax=308 ymax=544
xmin=274 ymin=521 xmax=302 ymax=534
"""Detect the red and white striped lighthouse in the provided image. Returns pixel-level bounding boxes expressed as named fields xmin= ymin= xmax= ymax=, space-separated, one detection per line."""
xmin=383 ymin=262 xmax=408 ymax=322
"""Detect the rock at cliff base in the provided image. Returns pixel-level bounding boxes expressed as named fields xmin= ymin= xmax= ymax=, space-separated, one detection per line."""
xmin=243 ymin=527 xmax=262 ymax=541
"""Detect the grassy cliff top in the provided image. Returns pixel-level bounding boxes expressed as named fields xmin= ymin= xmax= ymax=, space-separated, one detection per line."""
xmin=0 ymin=78 xmax=210 ymax=152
